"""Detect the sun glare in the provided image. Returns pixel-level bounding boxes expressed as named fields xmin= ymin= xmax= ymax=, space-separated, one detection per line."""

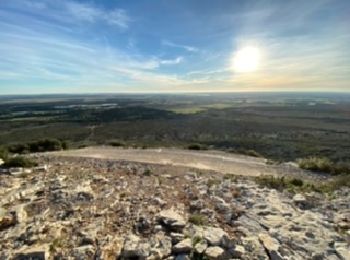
xmin=232 ymin=46 xmax=261 ymax=73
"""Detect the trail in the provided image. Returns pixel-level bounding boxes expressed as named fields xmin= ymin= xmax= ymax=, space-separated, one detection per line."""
xmin=47 ymin=147 xmax=326 ymax=180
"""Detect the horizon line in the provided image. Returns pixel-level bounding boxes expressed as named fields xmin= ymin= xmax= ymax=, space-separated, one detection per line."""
xmin=1 ymin=90 xmax=350 ymax=97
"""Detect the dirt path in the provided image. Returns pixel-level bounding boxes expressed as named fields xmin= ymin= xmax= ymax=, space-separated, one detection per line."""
xmin=47 ymin=146 xmax=323 ymax=179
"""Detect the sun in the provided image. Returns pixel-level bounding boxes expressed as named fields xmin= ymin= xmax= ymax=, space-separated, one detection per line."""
xmin=232 ymin=46 xmax=261 ymax=73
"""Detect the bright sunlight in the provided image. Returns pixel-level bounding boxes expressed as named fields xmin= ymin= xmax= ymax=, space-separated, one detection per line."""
xmin=232 ymin=46 xmax=261 ymax=73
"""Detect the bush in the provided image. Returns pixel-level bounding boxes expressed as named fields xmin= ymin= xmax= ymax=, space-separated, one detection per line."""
xmin=256 ymin=176 xmax=309 ymax=191
xmin=108 ymin=140 xmax=125 ymax=147
xmin=143 ymin=168 xmax=152 ymax=176
xmin=29 ymin=139 xmax=62 ymax=152
xmin=256 ymin=174 xmax=350 ymax=193
xmin=298 ymin=157 xmax=333 ymax=173
xmin=290 ymin=178 xmax=304 ymax=187
xmin=188 ymin=214 xmax=208 ymax=226
xmin=207 ymin=179 xmax=221 ymax=187
xmin=243 ymin=149 xmax=263 ymax=158
xmin=61 ymin=141 xmax=69 ymax=150
xmin=0 ymin=146 xmax=9 ymax=160
xmin=8 ymin=143 xmax=29 ymax=154
xmin=223 ymin=174 xmax=236 ymax=181
xmin=323 ymin=174 xmax=350 ymax=192
xmin=331 ymin=162 xmax=350 ymax=175
xmin=187 ymin=144 xmax=202 ymax=150
xmin=298 ymin=157 xmax=350 ymax=175
xmin=3 ymin=156 xmax=37 ymax=168
xmin=255 ymin=176 xmax=288 ymax=190
xmin=8 ymin=139 xmax=67 ymax=154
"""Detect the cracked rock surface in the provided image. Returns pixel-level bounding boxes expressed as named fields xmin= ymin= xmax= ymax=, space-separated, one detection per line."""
xmin=0 ymin=155 xmax=349 ymax=259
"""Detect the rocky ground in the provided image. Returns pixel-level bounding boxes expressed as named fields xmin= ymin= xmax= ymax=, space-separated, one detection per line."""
xmin=0 ymin=155 xmax=349 ymax=260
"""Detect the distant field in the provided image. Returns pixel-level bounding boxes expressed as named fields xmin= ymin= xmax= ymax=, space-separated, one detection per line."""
xmin=170 ymin=103 xmax=234 ymax=114
xmin=1 ymin=93 xmax=350 ymax=162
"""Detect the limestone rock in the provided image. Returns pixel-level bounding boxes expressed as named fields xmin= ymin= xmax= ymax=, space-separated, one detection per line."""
xmin=149 ymin=233 xmax=172 ymax=259
xmin=205 ymin=246 xmax=225 ymax=260
xmin=231 ymin=245 xmax=245 ymax=258
xmin=258 ymin=233 xmax=283 ymax=260
xmin=121 ymin=234 xmax=150 ymax=259
xmin=170 ymin=232 xmax=185 ymax=244
xmin=293 ymin=194 xmax=306 ymax=203
xmin=157 ymin=209 xmax=186 ymax=231
xmin=172 ymin=238 xmax=192 ymax=254
xmin=190 ymin=200 xmax=204 ymax=211
xmin=10 ymin=202 xmax=28 ymax=224
xmin=203 ymin=227 xmax=228 ymax=246
xmin=334 ymin=242 xmax=350 ymax=260
xmin=98 ymin=237 xmax=123 ymax=260
xmin=194 ymin=239 xmax=208 ymax=254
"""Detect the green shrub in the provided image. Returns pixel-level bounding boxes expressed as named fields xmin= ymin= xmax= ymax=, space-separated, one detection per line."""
xmin=8 ymin=139 xmax=67 ymax=154
xmin=187 ymin=144 xmax=202 ymax=150
xmin=298 ymin=157 xmax=350 ymax=175
xmin=29 ymin=139 xmax=62 ymax=152
xmin=256 ymin=176 xmax=288 ymax=190
xmin=223 ymin=174 xmax=236 ymax=181
xmin=290 ymin=178 xmax=304 ymax=187
xmin=61 ymin=141 xmax=69 ymax=150
xmin=332 ymin=162 xmax=350 ymax=175
xmin=143 ymin=168 xmax=152 ymax=176
xmin=0 ymin=146 xmax=9 ymax=160
xmin=188 ymin=214 xmax=208 ymax=226
xmin=298 ymin=157 xmax=333 ymax=172
xmin=8 ymin=143 xmax=29 ymax=154
xmin=244 ymin=149 xmax=263 ymax=157
xmin=256 ymin=174 xmax=350 ymax=193
xmin=317 ymin=175 xmax=350 ymax=193
xmin=256 ymin=176 xmax=308 ymax=191
xmin=207 ymin=179 xmax=221 ymax=187
xmin=3 ymin=156 xmax=37 ymax=168
xmin=108 ymin=140 xmax=125 ymax=147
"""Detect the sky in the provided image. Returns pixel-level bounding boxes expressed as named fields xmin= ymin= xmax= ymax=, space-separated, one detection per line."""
xmin=0 ymin=0 xmax=349 ymax=94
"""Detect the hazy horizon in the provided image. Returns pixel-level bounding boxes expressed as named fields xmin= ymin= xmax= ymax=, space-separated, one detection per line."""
xmin=1 ymin=91 xmax=350 ymax=99
xmin=1 ymin=0 xmax=350 ymax=94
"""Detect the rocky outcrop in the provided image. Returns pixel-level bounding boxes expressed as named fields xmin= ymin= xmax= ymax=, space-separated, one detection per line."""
xmin=205 ymin=246 xmax=226 ymax=260
xmin=172 ymin=238 xmax=192 ymax=253
xmin=0 ymin=155 xmax=349 ymax=259
xmin=203 ymin=227 xmax=230 ymax=247
xmin=121 ymin=234 xmax=150 ymax=259
xmin=157 ymin=209 xmax=186 ymax=231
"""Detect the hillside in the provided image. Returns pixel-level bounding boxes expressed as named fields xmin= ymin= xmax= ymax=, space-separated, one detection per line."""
xmin=0 ymin=150 xmax=349 ymax=259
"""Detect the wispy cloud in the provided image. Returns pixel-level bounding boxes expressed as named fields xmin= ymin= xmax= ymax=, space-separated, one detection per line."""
xmin=160 ymin=56 xmax=184 ymax=65
xmin=65 ymin=1 xmax=130 ymax=28
xmin=162 ymin=40 xmax=198 ymax=52
xmin=5 ymin=0 xmax=131 ymax=29
xmin=0 ymin=10 xmax=185 ymax=92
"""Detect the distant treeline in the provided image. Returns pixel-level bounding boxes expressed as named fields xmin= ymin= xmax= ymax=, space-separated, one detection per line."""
xmin=6 ymin=139 xmax=68 ymax=154
xmin=63 ymin=106 xmax=179 ymax=123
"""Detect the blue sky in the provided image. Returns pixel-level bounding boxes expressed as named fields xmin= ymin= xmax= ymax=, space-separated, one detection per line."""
xmin=0 ymin=0 xmax=349 ymax=94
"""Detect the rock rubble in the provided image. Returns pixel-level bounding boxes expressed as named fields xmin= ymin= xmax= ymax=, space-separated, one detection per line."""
xmin=0 ymin=155 xmax=349 ymax=259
